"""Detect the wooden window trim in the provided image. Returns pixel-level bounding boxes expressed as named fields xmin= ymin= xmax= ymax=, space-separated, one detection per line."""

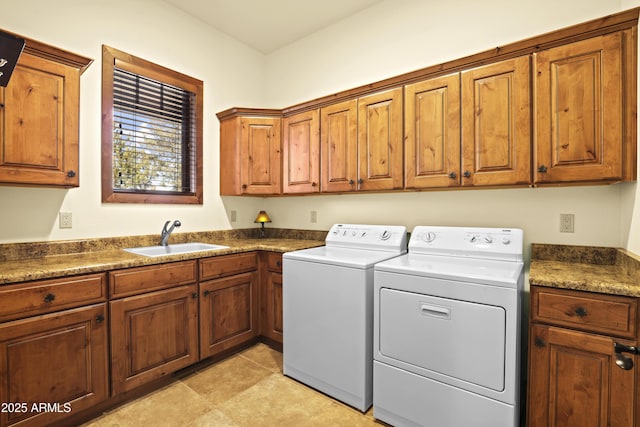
xmin=101 ymin=45 xmax=203 ymax=204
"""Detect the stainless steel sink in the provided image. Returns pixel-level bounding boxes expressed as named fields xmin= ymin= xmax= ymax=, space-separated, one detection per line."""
xmin=123 ymin=242 xmax=229 ymax=257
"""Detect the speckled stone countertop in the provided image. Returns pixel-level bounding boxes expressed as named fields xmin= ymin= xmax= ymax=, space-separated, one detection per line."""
xmin=529 ymin=244 xmax=640 ymax=297
xmin=0 ymin=228 xmax=326 ymax=285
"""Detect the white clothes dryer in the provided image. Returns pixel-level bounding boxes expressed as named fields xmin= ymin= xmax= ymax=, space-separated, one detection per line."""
xmin=373 ymin=226 xmax=524 ymax=427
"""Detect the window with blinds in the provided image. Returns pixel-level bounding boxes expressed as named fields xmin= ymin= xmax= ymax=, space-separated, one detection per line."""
xmin=102 ymin=45 xmax=203 ymax=204
xmin=113 ymin=68 xmax=195 ymax=193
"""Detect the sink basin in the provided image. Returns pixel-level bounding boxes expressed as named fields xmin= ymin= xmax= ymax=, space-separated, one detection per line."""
xmin=124 ymin=242 xmax=229 ymax=257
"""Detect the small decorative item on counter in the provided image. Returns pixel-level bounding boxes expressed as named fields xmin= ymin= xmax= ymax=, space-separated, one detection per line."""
xmin=254 ymin=210 xmax=272 ymax=238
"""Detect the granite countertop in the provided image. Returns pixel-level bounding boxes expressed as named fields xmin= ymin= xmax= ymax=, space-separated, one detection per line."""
xmin=0 ymin=229 xmax=325 ymax=286
xmin=529 ymin=244 xmax=640 ymax=297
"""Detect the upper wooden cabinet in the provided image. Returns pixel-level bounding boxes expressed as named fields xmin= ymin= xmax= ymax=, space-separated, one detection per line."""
xmin=218 ymin=110 xmax=282 ymax=195
xmin=404 ymin=73 xmax=461 ymax=189
xmin=461 ymin=56 xmax=532 ymax=187
xmin=218 ymin=8 xmax=638 ymax=195
xmin=357 ymin=88 xmax=404 ymax=191
xmin=318 ymin=88 xmax=403 ymax=193
xmin=0 ymin=35 xmax=92 ymax=187
xmin=320 ymin=99 xmax=358 ymax=192
xmin=283 ymin=109 xmax=320 ymax=193
xmin=534 ymin=31 xmax=636 ymax=184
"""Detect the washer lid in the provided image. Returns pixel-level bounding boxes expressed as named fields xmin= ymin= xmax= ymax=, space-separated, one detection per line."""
xmin=284 ymin=245 xmax=406 ymax=269
xmin=375 ymin=253 xmax=523 ymax=288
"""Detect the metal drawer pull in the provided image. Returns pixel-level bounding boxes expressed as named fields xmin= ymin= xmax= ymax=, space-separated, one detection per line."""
xmin=614 ymin=342 xmax=639 ymax=370
xmin=574 ymin=307 xmax=588 ymax=317
xmin=420 ymin=304 xmax=451 ymax=319
xmin=43 ymin=293 xmax=56 ymax=303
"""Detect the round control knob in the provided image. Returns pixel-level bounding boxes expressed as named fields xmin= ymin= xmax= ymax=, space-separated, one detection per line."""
xmin=502 ymin=237 xmax=511 ymax=245
xmin=421 ymin=232 xmax=436 ymax=243
xmin=361 ymin=231 xmax=367 ymax=237
xmin=484 ymin=236 xmax=493 ymax=244
xmin=380 ymin=230 xmax=391 ymax=240
xmin=470 ymin=236 xmax=477 ymax=243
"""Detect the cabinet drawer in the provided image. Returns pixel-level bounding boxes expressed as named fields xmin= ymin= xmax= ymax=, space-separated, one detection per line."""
xmin=200 ymin=252 xmax=257 ymax=280
xmin=531 ymin=286 xmax=637 ymax=338
xmin=0 ymin=273 xmax=107 ymax=322
xmin=109 ymin=261 xmax=197 ymax=298
xmin=267 ymin=252 xmax=282 ymax=273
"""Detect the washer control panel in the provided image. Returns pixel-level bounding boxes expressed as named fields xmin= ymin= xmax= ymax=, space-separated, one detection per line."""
xmin=326 ymin=224 xmax=407 ymax=252
xmin=410 ymin=226 xmax=523 ymax=261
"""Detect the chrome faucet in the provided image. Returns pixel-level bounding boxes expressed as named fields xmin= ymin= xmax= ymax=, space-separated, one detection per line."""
xmin=159 ymin=220 xmax=181 ymax=246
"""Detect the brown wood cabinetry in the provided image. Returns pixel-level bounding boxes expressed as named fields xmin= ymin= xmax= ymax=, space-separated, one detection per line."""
xmin=219 ymin=12 xmax=638 ymax=194
xmin=109 ymin=261 xmax=199 ymax=394
xmin=283 ymin=109 xmax=320 ymax=193
xmin=199 ymin=253 xmax=259 ymax=358
xmin=261 ymin=252 xmax=283 ymax=346
xmin=534 ymin=31 xmax=636 ymax=184
xmin=528 ymin=286 xmax=638 ymax=426
xmin=461 ymin=56 xmax=531 ymax=186
xmin=404 ymin=73 xmax=461 ymax=188
xmin=218 ymin=110 xmax=282 ymax=195
xmin=357 ymin=88 xmax=404 ymax=191
xmin=320 ymin=99 xmax=358 ymax=192
xmin=318 ymin=88 xmax=403 ymax=193
xmin=0 ymin=34 xmax=92 ymax=187
xmin=0 ymin=273 xmax=108 ymax=427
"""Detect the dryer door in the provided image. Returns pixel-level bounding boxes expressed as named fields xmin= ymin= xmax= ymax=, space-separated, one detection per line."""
xmin=378 ymin=287 xmax=506 ymax=391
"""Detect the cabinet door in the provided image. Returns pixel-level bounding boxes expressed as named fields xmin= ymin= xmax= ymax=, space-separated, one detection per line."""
xmin=405 ymin=73 xmax=461 ymax=188
xmin=528 ymin=324 xmax=636 ymax=427
xmin=0 ymin=53 xmax=80 ymax=187
xmin=321 ymin=99 xmax=358 ymax=192
xmin=461 ymin=56 xmax=531 ymax=186
xmin=358 ymin=88 xmax=404 ymax=191
xmin=534 ymin=32 xmax=624 ymax=183
xmin=240 ymin=117 xmax=282 ymax=194
xmin=263 ymin=271 xmax=283 ymax=345
xmin=0 ymin=304 xmax=108 ymax=427
xmin=110 ymin=285 xmax=199 ymax=395
xmin=283 ymin=109 xmax=320 ymax=193
xmin=200 ymin=271 xmax=259 ymax=359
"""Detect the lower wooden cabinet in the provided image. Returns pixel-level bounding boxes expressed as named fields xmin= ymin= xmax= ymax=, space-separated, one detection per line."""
xmin=528 ymin=286 xmax=638 ymax=426
xmin=261 ymin=252 xmax=283 ymax=345
xmin=0 ymin=304 xmax=109 ymax=427
xmin=199 ymin=252 xmax=259 ymax=359
xmin=528 ymin=324 xmax=636 ymax=426
xmin=110 ymin=285 xmax=199 ymax=395
xmin=200 ymin=271 xmax=259 ymax=358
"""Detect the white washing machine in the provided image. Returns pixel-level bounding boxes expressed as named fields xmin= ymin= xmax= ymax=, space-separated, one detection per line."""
xmin=283 ymin=224 xmax=407 ymax=412
xmin=373 ymin=226 xmax=524 ymax=427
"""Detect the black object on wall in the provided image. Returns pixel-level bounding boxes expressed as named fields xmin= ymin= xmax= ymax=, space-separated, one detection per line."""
xmin=0 ymin=31 xmax=25 ymax=87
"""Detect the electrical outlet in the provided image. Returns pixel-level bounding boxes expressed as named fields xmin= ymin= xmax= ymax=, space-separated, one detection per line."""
xmin=310 ymin=210 xmax=317 ymax=223
xmin=560 ymin=213 xmax=574 ymax=233
xmin=59 ymin=212 xmax=72 ymax=229
xmin=230 ymin=210 xmax=237 ymax=222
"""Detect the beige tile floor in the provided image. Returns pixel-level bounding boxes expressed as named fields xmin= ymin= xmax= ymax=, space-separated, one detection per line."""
xmin=83 ymin=344 xmax=382 ymax=427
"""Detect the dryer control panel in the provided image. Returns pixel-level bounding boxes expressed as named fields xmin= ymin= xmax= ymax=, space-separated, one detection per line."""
xmin=326 ymin=224 xmax=407 ymax=252
xmin=409 ymin=226 xmax=523 ymax=261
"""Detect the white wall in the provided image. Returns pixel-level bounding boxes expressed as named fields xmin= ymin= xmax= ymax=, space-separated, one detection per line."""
xmin=1 ymin=0 xmax=639 ymax=254
xmin=262 ymin=0 xmax=640 ymax=254
xmin=0 ymin=0 xmax=265 ymax=243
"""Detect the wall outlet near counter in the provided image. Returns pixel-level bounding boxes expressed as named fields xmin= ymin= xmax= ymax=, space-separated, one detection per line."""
xmin=230 ymin=210 xmax=237 ymax=222
xmin=59 ymin=212 xmax=73 ymax=229
xmin=310 ymin=210 xmax=317 ymax=223
xmin=559 ymin=213 xmax=574 ymax=233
